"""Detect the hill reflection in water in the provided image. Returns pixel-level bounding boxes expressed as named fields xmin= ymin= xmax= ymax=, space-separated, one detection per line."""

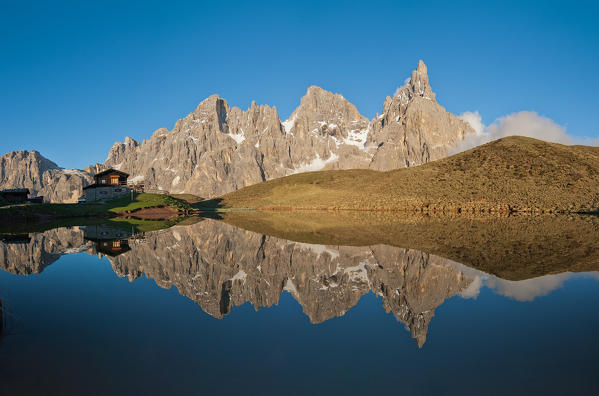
xmin=1 ymin=214 xmax=598 ymax=348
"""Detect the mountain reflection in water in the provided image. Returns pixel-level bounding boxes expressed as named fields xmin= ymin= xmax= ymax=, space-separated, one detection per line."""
xmin=1 ymin=217 xmax=598 ymax=348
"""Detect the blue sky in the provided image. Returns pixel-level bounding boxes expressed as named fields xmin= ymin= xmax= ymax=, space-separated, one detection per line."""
xmin=1 ymin=0 xmax=598 ymax=169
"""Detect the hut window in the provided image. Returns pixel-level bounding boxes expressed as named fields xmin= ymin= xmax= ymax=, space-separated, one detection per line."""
xmin=110 ymin=176 xmax=119 ymax=185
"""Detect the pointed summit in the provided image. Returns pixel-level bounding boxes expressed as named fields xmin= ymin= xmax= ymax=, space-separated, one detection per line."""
xmin=293 ymin=85 xmax=364 ymax=121
xmin=409 ymin=60 xmax=435 ymax=101
xmin=416 ymin=59 xmax=427 ymax=74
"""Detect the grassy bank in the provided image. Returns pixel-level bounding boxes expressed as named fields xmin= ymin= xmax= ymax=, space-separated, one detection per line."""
xmin=0 ymin=192 xmax=191 ymax=222
xmin=0 ymin=215 xmax=193 ymax=235
xmin=217 ymin=136 xmax=599 ymax=213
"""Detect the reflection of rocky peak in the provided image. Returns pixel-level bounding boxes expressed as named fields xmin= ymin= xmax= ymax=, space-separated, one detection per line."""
xmin=0 ymin=227 xmax=91 ymax=274
xmin=105 ymin=219 xmax=474 ymax=346
xmin=369 ymin=246 xmax=470 ymax=347
xmin=2 ymin=217 xmax=597 ymax=346
xmin=0 ymin=220 xmax=479 ymax=346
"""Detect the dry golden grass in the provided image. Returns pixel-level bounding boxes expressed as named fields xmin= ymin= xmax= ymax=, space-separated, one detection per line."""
xmin=219 ymin=136 xmax=599 ymax=213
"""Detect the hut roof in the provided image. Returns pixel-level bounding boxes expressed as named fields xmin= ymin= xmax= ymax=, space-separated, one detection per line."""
xmin=94 ymin=169 xmax=129 ymax=178
xmin=0 ymin=188 xmax=30 ymax=194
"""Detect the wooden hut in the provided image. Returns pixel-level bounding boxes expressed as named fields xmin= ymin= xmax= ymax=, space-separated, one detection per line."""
xmin=0 ymin=189 xmax=29 ymax=203
xmin=93 ymin=169 xmax=129 ymax=186
xmin=82 ymin=169 xmax=131 ymax=202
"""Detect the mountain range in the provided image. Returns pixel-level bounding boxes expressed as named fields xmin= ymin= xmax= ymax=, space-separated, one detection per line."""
xmin=0 ymin=61 xmax=474 ymax=202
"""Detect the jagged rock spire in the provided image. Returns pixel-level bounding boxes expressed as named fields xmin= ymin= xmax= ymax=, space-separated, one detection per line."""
xmin=408 ymin=60 xmax=436 ymax=101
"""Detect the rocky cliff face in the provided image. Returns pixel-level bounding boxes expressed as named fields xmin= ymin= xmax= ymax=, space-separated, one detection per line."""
xmin=1 ymin=60 xmax=475 ymax=201
xmin=0 ymin=151 xmax=93 ymax=203
xmin=104 ymin=60 xmax=475 ymax=197
xmin=367 ymin=61 xmax=474 ymax=169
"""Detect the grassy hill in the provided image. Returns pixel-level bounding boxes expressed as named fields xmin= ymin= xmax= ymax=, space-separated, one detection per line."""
xmin=218 ymin=136 xmax=599 ymax=213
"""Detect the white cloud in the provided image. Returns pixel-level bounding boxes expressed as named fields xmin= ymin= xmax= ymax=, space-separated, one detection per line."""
xmin=485 ymin=273 xmax=571 ymax=302
xmin=450 ymin=260 xmax=599 ymax=302
xmin=454 ymin=110 xmax=581 ymax=153
xmin=459 ymin=273 xmax=570 ymax=302
xmin=459 ymin=111 xmax=484 ymax=135
xmin=392 ymin=78 xmax=413 ymax=97
xmin=459 ymin=275 xmax=483 ymax=299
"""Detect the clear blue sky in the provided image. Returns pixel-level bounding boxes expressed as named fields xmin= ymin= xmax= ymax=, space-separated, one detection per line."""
xmin=1 ymin=0 xmax=598 ymax=169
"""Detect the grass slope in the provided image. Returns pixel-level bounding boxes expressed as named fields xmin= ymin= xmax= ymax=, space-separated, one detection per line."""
xmin=107 ymin=193 xmax=190 ymax=213
xmin=219 ymin=136 xmax=599 ymax=213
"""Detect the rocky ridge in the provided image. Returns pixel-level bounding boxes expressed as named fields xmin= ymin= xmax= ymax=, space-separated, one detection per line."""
xmin=0 ymin=60 xmax=474 ymax=201
xmin=103 ymin=60 xmax=474 ymax=198
xmin=0 ymin=150 xmax=95 ymax=203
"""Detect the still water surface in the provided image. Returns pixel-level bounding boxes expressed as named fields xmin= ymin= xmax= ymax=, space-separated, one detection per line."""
xmin=0 ymin=217 xmax=598 ymax=395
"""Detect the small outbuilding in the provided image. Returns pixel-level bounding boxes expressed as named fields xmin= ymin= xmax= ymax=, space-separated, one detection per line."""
xmin=0 ymin=189 xmax=30 ymax=203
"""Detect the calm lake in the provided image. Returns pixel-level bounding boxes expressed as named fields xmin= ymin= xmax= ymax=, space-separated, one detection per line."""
xmin=1 ymin=215 xmax=598 ymax=395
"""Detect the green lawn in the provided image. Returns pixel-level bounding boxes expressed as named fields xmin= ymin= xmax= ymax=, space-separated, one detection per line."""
xmin=0 ymin=192 xmax=191 ymax=221
xmin=107 ymin=193 xmax=190 ymax=213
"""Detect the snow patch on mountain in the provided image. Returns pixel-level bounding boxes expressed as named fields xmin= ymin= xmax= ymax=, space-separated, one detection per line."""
xmin=282 ymin=115 xmax=296 ymax=134
xmin=290 ymin=153 xmax=339 ymax=174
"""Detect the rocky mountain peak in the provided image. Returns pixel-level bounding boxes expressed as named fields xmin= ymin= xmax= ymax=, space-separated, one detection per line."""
xmin=1 ymin=150 xmax=59 ymax=173
xmin=3 ymin=60 xmax=476 ymax=200
xmin=193 ymin=94 xmax=228 ymax=113
xmin=299 ymin=85 xmax=353 ymax=110
xmin=285 ymin=85 xmax=368 ymax=137
xmin=408 ymin=60 xmax=435 ymax=101
xmin=123 ymin=136 xmax=139 ymax=147
xmin=367 ymin=60 xmax=474 ymax=170
xmin=0 ymin=150 xmax=91 ymax=202
xmin=106 ymin=137 xmax=140 ymax=168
